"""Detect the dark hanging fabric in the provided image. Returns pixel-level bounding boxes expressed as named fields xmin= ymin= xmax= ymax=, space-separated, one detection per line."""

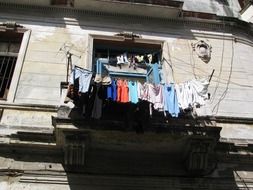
xmin=143 ymin=54 xmax=149 ymax=64
xmin=135 ymin=63 xmax=148 ymax=69
xmin=80 ymin=79 xmax=96 ymax=119
xmin=85 ymin=84 xmax=96 ymax=119
xmin=152 ymin=53 xmax=159 ymax=64
xmin=65 ymin=78 xmax=80 ymax=105
xmin=79 ymin=92 xmax=89 ymax=116
xmin=135 ymin=100 xmax=150 ymax=131
xmin=68 ymin=76 xmax=95 ymax=117
xmin=91 ymin=83 xmax=106 ymax=119
xmin=109 ymin=57 xmax=117 ymax=66
xmin=124 ymin=103 xmax=135 ymax=130
xmin=77 ymin=78 xmax=96 ymax=120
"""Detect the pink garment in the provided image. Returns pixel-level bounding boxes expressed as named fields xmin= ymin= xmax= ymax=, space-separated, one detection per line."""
xmin=147 ymin=84 xmax=164 ymax=111
xmin=138 ymin=82 xmax=149 ymax=101
xmin=137 ymin=82 xmax=144 ymax=99
xmin=139 ymin=83 xmax=164 ymax=111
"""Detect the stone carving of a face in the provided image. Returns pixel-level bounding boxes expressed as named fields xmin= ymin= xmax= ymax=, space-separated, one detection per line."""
xmin=192 ymin=40 xmax=212 ymax=63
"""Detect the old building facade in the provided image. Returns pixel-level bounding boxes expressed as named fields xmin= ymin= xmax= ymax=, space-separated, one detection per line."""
xmin=0 ymin=0 xmax=253 ymax=189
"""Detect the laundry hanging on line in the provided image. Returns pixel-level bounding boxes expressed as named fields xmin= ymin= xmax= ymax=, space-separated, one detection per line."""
xmin=175 ymin=78 xmax=209 ymax=110
xmin=103 ymin=78 xmax=209 ymax=118
xmin=65 ymin=66 xmax=210 ymax=119
xmin=69 ymin=67 xmax=92 ymax=94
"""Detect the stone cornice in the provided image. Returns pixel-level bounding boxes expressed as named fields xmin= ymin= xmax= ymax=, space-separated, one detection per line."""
xmin=0 ymin=1 xmax=252 ymax=36
xmin=0 ymin=102 xmax=58 ymax=112
xmin=199 ymin=115 xmax=253 ymax=124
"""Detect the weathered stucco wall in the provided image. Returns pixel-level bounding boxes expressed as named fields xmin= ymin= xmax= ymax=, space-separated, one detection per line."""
xmin=18 ymin=25 xmax=253 ymax=118
xmin=14 ymin=24 xmax=88 ymax=105
xmin=164 ymin=36 xmax=253 ymax=118
xmin=0 ymin=5 xmax=253 ymax=129
xmin=0 ymin=4 xmax=253 ymax=190
xmin=0 ymin=109 xmax=56 ymax=128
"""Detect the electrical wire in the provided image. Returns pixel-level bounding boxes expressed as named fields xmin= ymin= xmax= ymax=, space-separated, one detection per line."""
xmin=170 ymin=58 xmax=210 ymax=76
xmin=182 ymin=13 xmax=198 ymax=80
xmin=181 ymin=13 xmax=192 ymax=77
xmin=210 ymin=16 xmax=226 ymax=104
xmin=163 ymin=56 xmax=253 ymax=90
xmin=165 ymin=42 xmax=176 ymax=82
xmin=170 ymin=56 xmax=211 ymax=75
xmin=188 ymin=40 xmax=198 ymax=79
xmin=165 ymin=55 xmax=253 ymax=89
xmin=212 ymin=39 xmax=234 ymax=115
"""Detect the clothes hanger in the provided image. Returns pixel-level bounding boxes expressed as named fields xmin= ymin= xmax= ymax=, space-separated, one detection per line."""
xmin=74 ymin=65 xmax=92 ymax=73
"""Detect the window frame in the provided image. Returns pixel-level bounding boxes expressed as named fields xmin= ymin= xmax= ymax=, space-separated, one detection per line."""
xmin=87 ymin=34 xmax=164 ymax=84
xmin=0 ymin=26 xmax=31 ymax=103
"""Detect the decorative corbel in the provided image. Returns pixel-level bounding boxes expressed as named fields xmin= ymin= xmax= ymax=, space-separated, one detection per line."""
xmin=115 ymin=31 xmax=141 ymax=41
xmin=0 ymin=21 xmax=23 ymax=31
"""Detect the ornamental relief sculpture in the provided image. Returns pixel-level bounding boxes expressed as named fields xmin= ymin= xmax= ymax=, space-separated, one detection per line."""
xmin=191 ymin=40 xmax=212 ymax=63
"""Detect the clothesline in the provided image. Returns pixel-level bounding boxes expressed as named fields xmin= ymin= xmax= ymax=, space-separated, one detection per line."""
xmin=106 ymin=78 xmax=209 ymax=118
xmin=67 ymin=66 xmax=210 ymax=119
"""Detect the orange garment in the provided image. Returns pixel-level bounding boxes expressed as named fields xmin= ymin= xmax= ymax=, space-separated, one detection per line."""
xmin=117 ymin=79 xmax=129 ymax=103
xmin=121 ymin=80 xmax=129 ymax=103
xmin=117 ymin=79 xmax=122 ymax=102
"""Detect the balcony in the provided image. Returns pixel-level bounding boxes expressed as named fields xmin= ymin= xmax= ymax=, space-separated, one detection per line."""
xmin=0 ymin=0 xmax=184 ymax=19
xmin=74 ymin=0 xmax=184 ymax=19
xmin=100 ymin=0 xmax=183 ymax=7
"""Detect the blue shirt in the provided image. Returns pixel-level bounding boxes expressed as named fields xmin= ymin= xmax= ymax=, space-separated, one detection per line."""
xmin=69 ymin=68 xmax=92 ymax=93
xmin=107 ymin=79 xmax=117 ymax=101
xmin=128 ymin=81 xmax=138 ymax=104
xmin=164 ymin=84 xmax=180 ymax=117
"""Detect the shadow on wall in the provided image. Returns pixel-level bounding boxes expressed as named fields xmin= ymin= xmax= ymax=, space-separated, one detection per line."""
xmin=0 ymin=0 xmax=197 ymax=40
xmin=216 ymin=0 xmax=230 ymax=6
xmin=0 ymin=131 xmax=251 ymax=189
xmin=64 ymin=147 xmax=253 ymax=190
xmin=59 ymin=139 xmax=253 ymax=189
xmin=214 ymin=0 xmax=236 ymax=17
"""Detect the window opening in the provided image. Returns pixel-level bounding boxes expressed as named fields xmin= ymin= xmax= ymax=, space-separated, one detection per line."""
xmin=93 ymin=39 xmax=162 ymax=84
xmin=89 ymin=39 xmax=162 ymax=126
xmin=63 ymin=38 xmax=166 ymax=132
xmin=0 ymin=31 xmax=23 ymax=100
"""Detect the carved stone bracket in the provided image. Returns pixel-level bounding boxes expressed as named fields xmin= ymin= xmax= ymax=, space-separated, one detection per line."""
xmin=1 ymin=21 xmax=19 ymax=30
xmin=64 ymin=132 xmax=90 ymax=166
xmin=192 ymin=40 xmax=212 ymax=63
xmin=115 ymin=31 xmax=142 ymax=40
xmin=0 ymin=21 xmax=26 ymax=33
xmin=183 ymin=137 xmax=217 ymax=175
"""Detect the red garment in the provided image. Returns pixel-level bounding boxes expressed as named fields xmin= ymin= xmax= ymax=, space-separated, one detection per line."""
xmin=117 ymin=79 xmax=122 ymax=102
xmin=117 ymin=79 xmax=129 ymax=103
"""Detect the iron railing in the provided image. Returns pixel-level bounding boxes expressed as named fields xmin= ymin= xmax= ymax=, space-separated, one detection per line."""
xmin=0 ymin=55 xmax=17 ymax=99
